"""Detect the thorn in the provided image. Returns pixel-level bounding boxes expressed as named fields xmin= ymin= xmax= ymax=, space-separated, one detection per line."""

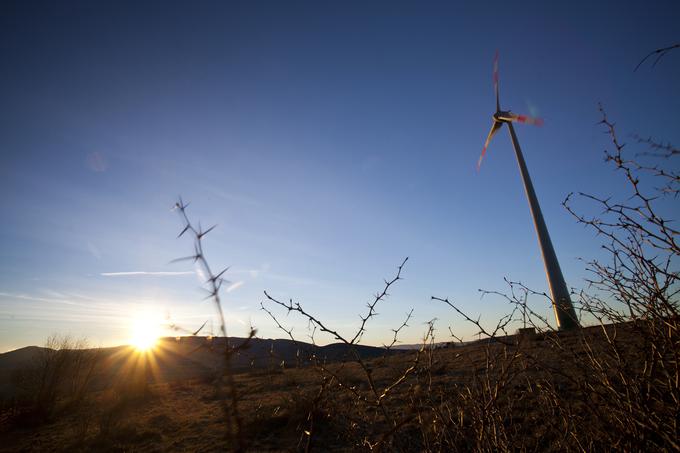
xmin=192 ymin=320 xmax=208 ymax=336
xmin=199 ymin=224 xmax=217 ymax=239
xmin=213 ymin=267 xmax=230 ymax=281
xmin=170 ymin=255 xmax=199 ymax=264
xmin=178 ymin=225 xmax=190 ymax=238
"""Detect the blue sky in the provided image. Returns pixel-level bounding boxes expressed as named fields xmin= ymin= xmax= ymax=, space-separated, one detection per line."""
xmin=1 ymin=1 xmax=679 ymax=351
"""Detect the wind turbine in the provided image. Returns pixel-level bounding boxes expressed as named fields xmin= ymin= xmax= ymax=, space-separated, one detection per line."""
xmin=478 ymin=51 xmax=579 ymax=331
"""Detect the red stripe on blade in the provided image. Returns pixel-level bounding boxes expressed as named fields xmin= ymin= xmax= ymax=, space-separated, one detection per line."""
xmin=477 ymin=145 xmax=489 ymax=171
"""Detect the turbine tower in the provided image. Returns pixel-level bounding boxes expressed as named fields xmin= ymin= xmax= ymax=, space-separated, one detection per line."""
xmin=478 ymin=51 xmax=579 ymax=330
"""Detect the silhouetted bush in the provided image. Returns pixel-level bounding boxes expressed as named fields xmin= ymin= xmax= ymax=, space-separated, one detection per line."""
xmin=9 ymin=335 xmax=99 ymax=426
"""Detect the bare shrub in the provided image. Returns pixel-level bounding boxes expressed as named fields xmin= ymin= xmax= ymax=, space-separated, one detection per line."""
xmin=261 ymin=258 xmax=440 ymax=451
xmin=10 ymin=334 xmax=100 ymax=425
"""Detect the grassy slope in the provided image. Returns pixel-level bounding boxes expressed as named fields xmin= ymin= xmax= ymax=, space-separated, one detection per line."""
xmin=0 ymin=322 xmax=671 ymax=452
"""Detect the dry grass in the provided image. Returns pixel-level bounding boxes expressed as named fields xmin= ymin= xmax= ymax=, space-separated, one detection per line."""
xmin=0 ymin=321 xmax=675 ymax=452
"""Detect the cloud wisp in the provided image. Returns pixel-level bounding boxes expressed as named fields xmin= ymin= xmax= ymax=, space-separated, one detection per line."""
xmin=0 ymin=292 xmax=84 ymax=306
xmin=100 ymin=271 xmax=195 ymax=277
xmin=226 ymin=281 xmax=244 ymax=293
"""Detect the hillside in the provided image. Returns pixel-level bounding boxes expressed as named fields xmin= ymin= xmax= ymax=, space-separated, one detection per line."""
xmin=1 ymin=321 xmax=676 ymax=451
xmin=0 ymin=337 xmax=400 ymax=397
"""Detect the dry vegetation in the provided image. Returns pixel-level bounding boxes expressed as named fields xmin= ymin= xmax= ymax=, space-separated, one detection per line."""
xmin=0 ymin=323 xmax=676 ymax=452
xmin=3 ymin=336 xmax=100 ymax=427
xmin=0 ymin=106 xmax=677 ymax=452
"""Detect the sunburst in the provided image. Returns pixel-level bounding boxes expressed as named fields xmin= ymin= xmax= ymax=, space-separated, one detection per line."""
xmin=129 ymin=313 xmax=161 ymax=352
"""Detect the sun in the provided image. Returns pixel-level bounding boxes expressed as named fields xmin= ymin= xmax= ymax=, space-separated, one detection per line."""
xmin=129 ymin=314 xmax=161 ymax=352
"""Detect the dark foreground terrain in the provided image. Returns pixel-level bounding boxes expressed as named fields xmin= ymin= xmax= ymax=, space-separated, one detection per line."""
xmin=0 ymin=321 xmax=677 ymax=452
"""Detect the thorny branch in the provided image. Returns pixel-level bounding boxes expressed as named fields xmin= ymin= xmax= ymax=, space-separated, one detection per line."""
xmin=261 ymin=257 xmax=428 ymax=448
xmin=383 ymin=309 xmax=414 ymax=351
xmin=561 ymin=106 xmax=679 ymax=323
xmin=634 ymin=43 xmax=680 ymax=71
xmin=173 ymin=198 xmax=255 ymax=452
xmin=431 ymin=295 xmax=518 ymax=343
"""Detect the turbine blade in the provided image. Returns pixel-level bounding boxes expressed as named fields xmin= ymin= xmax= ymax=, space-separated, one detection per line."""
xmin=506 ymin=113 xmax=544 ymax=126
xmin=493 ymin=50 xmax=500 ymax=112
xmin=477 ymin=121 xmax=503 ymax=172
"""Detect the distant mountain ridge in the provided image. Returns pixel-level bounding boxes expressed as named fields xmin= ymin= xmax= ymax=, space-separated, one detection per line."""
xmin=0 ymin=336 xmax=403 ymax=396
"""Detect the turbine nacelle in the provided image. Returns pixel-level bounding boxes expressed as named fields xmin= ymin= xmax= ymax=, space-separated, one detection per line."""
xmin=477 ymin=52 xmax=543 ymax=171
xmin=495 ymin=111 xmax=544 ymax=126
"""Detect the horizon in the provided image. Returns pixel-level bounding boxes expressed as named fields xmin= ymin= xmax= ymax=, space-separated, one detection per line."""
xmin=2 ymin=1 xmax=679 ymax=352
xmin=1 ymin=328 xmax=533 ymax=354
xmin=1 ymin=333 xmax=435 ymax=354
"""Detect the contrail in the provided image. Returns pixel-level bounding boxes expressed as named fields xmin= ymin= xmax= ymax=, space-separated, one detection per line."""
xmin=100 ymin=271 xmax=195 ymax=277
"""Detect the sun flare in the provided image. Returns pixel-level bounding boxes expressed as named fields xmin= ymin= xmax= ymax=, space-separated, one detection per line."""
xmin=129 ymin=314 xmax=161 ymax=352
